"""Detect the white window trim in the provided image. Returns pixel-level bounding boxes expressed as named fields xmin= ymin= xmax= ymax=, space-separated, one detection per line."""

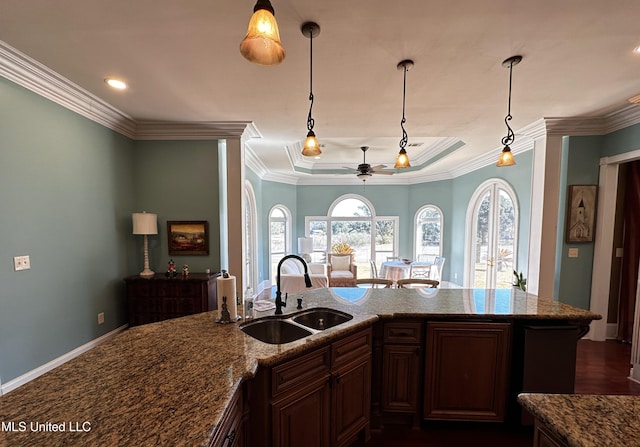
xmin=269 ymin=204 xmax=292 ymax=281
xmin=463 ymin=178 xmax=519 ymax=288
xmin=413 ymin=204 xmax=444 ymax=260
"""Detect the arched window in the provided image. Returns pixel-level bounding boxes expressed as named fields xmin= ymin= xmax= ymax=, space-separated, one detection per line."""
xmin=269 ymin=205 xmax=292 ymax=283
xmin=465 ymin=179 xmax=519 ymax=288
xmin=306 ymin=194 xmax=398 ymax=277
xmin=414 ymin=205 xmax=443 ymax=261
xmin=244 ymin=181 xmax=258 ymax=297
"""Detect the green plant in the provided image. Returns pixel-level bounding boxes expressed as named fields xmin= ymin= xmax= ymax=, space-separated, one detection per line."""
xmin=513 ymin=270 xmax=527 ymax=292
xmin=331 ymin=242 xmax=354 ymax=254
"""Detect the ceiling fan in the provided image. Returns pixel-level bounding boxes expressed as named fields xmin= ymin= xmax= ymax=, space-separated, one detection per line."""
xmin=343 ymin=146 xmax=395 ymax=182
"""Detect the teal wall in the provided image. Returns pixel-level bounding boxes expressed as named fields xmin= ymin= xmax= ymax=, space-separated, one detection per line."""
xmin=556 ymin=136 xmax=602 ymax=309
xmin=247 ymin=150 xmax=534 ymax=287
xmin=132 ymin=140 xmax=221 ymax=274
xmin=0 ymin=78 xmax=136 ymax=383
xmin=0 ymin=79 xmax=223 ymax=384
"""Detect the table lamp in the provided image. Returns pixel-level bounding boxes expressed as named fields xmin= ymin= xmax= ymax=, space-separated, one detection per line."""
xmin=132 ymin=211 xmax=158 ymax=278
xmin=298 ymin=237 xmax=314 ymax=263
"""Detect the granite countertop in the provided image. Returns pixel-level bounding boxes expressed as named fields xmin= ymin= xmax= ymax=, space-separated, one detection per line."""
xmin=0 ymin=288 xmax=600 ymax=447
xmin=518 ymin=393 xmax=640 ymax=447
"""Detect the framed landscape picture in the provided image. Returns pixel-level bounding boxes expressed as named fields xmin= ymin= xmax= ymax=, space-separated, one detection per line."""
xmin=566 ymin=185 xmax=597 ymax=243
xmin=167 ymin=221 xmax=209 ymax=255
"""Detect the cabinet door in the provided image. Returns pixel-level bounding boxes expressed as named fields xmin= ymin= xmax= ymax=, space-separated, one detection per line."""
xmin=382 ymin=345 xmax=420 ymax=413
xmin=424 ymin=321 xmax=511 ymax=422
xmin=272 ymin=381 xmax=331 ymax=447
xmin=333 ymin=358 xmax=371 ymax=447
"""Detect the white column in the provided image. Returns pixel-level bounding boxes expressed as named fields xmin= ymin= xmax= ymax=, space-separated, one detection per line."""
xmin=527 ymin=133 xmax=563 ymax=298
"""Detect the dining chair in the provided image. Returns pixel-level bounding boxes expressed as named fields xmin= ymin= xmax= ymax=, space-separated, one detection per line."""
xmin=386 ymin=256 xmax=401 ymax=261
xmin=410 ymin=263 xmax=432 ymax=279
xmin=356 ymin=278 xmax=392 ymax=288
xmin=397 ymin=278 xmax=439 ymax=288
xmin=369 ymin=259 xmax=380 ymax=279
xmin=432 ymin=256 xmax=446 ymax=281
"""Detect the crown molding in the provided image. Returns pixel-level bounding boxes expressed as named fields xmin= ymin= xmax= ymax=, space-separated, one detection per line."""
xmin=0 ymin=41 xmax=137 ymax=138
xmin=245 ymin=144 xmax=269 ymax=178
xmin=0 ymin=40 xmax=260 ymax=142
xmin=135 ymin=121 xmax=260 ymax=140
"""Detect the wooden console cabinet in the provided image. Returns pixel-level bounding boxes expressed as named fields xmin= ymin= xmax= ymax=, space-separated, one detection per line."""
xmin=125 ymin=273 xmax=218 ymax=326
xmin=424 ymin=321 xmax=511 ymax=422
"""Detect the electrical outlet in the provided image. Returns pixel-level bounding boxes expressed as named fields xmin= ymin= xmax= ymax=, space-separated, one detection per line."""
xmin=13 ymin=255 xmax=31 ymax=271
xmin=97 ymin=312 xmax=105 ymax=325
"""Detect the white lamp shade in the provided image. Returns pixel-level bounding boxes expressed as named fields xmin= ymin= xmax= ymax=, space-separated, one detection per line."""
xmin=132 ymin=212 xmax=158 ymax=235
xmin=298 ymin=237 xmax=314 ymax=254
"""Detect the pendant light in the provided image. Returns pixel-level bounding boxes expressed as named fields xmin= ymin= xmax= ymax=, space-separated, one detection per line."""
xmin=394 ymin=59 xmax=414 ymax=169
xmin=496 ymin=55 xmax=523 ymax=167
xmin=301 ymin=22 xmax=321 ymax=157
xmin=239 ymin=0 xmax=285 ymax=66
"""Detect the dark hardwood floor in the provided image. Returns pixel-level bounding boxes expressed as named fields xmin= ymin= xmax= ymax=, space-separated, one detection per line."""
xmin=360 ymin=339 xmax=639 ymax=447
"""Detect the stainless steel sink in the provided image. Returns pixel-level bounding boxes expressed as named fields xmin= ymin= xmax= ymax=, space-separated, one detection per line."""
xmin=292 ymin=308 xmax=353 ymax=330
xmin=240 ymin=318 xmax=312 ymax=344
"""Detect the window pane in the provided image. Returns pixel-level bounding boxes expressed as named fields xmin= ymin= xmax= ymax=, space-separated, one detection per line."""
xmin=496 ymin=189 xmax=516 ymax=288
xmin=309 ymin=220 xmax=327 ymax=263
xmin=331 ymin=198 xmax=371 ymax=217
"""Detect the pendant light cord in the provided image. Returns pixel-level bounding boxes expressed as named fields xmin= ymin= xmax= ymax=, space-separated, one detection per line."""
xmin=501 ymin=60 xmax=515 ymax=147
xmin=307 ymin=33 xmax=315 ymax=132
xmin=399 ymin=64 xmax=408 ymax=150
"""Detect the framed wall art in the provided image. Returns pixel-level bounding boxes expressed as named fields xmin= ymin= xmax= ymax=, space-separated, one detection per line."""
xmin=167 ymin=221 xmax=209 ymax=255
xmin=565 ymin=185 xmax=597 ymax=243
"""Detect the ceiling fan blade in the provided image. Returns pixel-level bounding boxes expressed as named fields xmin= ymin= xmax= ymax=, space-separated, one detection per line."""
xmin=373 ymin=170 xmax=395 ymax=175
xmin=371 ymin=164 xmax=387 ymax=170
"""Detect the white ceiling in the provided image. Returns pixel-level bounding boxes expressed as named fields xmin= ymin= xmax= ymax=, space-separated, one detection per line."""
xmin=2 ymin=0 xmax=640 ymax=184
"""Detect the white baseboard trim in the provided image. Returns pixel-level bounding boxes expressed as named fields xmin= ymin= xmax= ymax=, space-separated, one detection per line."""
xmin=0 ymin=324 xmax=128 ymax=396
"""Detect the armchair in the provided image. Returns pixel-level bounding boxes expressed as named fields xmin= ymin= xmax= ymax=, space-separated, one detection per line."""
xmin=327 ymin=253 xmax=357 ymax=287
xmin=278 ymin=257 xmax=328 ymax=294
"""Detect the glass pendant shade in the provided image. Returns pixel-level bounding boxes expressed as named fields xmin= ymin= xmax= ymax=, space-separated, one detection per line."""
xmin=496 ymin=146 xmax=516 ymax=167
xmin=240 ymin=6 xmax=285 ymax=66
xmin=302 ymin=130 xmax=321 ymax=157
xmin=394 ymin=148 xmax=411 ymax=168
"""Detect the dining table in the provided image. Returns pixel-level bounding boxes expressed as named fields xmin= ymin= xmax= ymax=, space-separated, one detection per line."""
xmin=379 ymin=259 xmax=433 ymax=284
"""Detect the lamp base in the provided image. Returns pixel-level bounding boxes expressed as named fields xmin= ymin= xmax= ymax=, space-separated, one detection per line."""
xmin=139 ymin=268 xmax=155 ymax=278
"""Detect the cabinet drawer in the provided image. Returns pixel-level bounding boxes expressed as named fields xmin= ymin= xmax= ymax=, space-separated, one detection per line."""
xmin=209 ymin=388 xmax=243 ymax=447
xmin=272 ymin=347 xmax=331 ymax=397
xmin=383 ymin=321 xmax=422 ymax=344
xmin=332 ymin=328 xmax=372 ymax=367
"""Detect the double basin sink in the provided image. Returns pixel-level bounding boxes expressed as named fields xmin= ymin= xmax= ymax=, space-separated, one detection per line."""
xmin=240 ymin=307 xmax=353 ymax=344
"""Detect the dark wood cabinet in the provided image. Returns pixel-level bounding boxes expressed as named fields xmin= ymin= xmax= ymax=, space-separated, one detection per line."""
xmin=533 ymin=419 xmax=568 ymax=447
xmin=248 ymin=327 xmax=372 ymax=447
xmin=125 ymin=273 xmax=218 ymax=326
xmin=210 ymin=386 xmax=243 ymax=447
xmin=380 ymin=320 xmax=422 ymax=426
xmin=424 ymin=321 xmax=511 ymax=422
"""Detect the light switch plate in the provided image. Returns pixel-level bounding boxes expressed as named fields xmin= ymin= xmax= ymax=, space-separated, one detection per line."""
xmin=568 ymin=248 xmax=579 ymax=258
xmin=13 ymin=255 xmax=30 ymax=271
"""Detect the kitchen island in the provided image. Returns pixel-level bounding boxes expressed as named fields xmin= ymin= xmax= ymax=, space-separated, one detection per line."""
xmin=518 ymin=393 xmax=640 ymax=447
xmin=0 ymin=288 xmax=600 ymax=447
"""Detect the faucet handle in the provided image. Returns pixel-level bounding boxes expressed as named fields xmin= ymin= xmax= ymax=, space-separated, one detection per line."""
xmin=297 ymin=297 xmax=303 ymax=309
xmin=283 ymin=292 xmax=288 ymax=307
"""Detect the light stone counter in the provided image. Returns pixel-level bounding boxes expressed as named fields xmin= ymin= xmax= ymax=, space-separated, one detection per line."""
xmin=0 ymin=288 xmax=600 ymax=446
xmin=518 ymin=393 xmax=640 ymax=447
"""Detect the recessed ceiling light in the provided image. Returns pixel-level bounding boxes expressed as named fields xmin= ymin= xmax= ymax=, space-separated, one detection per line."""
xmin=105 ymin=78 xmax=127 ymax=90
xmin=634 ymin=46 xmax=640 ymax=54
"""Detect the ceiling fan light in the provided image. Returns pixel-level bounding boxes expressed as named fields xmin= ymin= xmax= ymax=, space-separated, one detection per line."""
xmin=240 ymin=1 xmax=285 ymax=66
xmin=394 ymin=148 xmax=411 ymax=169
xmin=496 ymin=146 xmax=516 ymax=167
xmin=302 ymin=130 xmax=321 ymax=157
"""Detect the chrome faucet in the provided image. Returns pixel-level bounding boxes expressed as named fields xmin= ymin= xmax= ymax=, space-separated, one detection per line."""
xmin=275 ymin=254 xmax=312 ymax=315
